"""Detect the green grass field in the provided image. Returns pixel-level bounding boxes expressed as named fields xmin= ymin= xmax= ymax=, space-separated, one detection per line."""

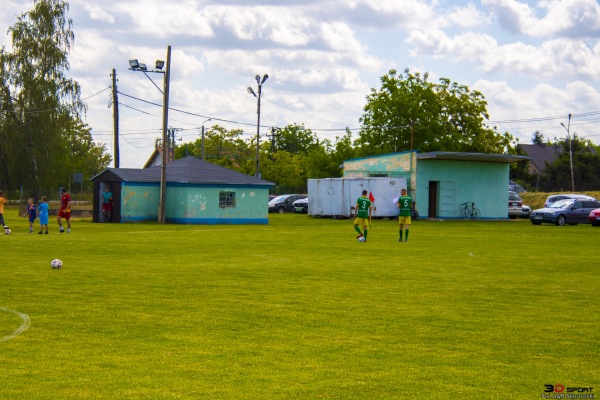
xmin=1 ymin=208 xmax=598 ymax=399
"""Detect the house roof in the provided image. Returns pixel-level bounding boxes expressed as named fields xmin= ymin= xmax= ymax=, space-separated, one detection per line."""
xmin=518 ymin=144 xmax=561 ymax=172
xmin=91 ymin=156 xmax=274 ymax=186
xmin=417 ymin=152 xmax=529 ymax=163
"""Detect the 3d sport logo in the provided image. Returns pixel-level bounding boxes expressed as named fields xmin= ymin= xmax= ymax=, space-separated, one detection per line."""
xmin=543 ymin=385 xmax=594 ymax=399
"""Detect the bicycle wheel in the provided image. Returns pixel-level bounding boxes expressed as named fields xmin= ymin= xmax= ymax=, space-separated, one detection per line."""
xmin=461 ymin=207 xmax=470 ymax=219
xmin=472 ymin=207 xmax=480 ymax=219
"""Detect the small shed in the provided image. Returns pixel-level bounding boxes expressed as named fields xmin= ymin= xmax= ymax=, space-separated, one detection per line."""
xmin=342 ymin=151 xmax=529 ymax=219
xmin=308 ymin=177 xmax=407 ymax=218
xmin=91 ymin=156 xmax=274 ymax=224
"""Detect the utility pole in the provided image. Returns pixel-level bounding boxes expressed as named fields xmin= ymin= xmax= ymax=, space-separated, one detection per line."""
xmin=266 ymin=127 xmax=279 ymax=155
xmin=167 ymin=127 xmax=182 ymax=163
xmin=111 ymin=69 xmax=120 ymax=168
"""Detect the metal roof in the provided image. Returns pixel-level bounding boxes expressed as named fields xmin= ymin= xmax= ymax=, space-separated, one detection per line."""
xmin=91 ymin=156 xmax=274 ymax=186
xmin=417 ymin=152 xmax=529 ymax=163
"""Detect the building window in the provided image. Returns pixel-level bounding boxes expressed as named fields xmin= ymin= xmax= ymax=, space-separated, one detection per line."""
xmin=369 ymin=172 xmax=389 ymax=177
xmin=219 ymin=192 xmax=236 ymax=207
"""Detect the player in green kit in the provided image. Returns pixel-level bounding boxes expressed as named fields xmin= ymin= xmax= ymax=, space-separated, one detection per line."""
xmin=354 ymin=190 xmax=372 ymax=241
xmin=397 ymin=188 xmax=413 ymax=242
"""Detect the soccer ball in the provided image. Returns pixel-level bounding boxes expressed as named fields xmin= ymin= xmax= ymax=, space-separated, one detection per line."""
xmin=4 ymin=226 xmax=10 ymax=234
xmin=358 ymin=236 xmax=366 ymax=242
xmin=51 ymin=259 xmax=63 ymax=269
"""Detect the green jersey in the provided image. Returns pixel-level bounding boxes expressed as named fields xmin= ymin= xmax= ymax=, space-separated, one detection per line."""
xmin=398 ymin=195 xmax=412 ymax=217
xmin=356 ymin=197 xmax=372 ymax=218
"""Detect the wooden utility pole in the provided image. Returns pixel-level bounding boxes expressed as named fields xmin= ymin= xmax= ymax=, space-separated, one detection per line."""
xmin=111 ymin=69 xmax=120 ymax=168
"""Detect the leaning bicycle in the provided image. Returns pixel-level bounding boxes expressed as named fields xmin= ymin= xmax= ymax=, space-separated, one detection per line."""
xmin=460 ymin=202 xmax=480 ymax=219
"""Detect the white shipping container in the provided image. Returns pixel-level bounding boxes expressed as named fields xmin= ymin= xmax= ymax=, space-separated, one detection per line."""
xmin=308 ymin=177 xmax=407 ymax=217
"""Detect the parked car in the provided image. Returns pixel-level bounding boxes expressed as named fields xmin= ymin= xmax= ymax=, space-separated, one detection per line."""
xmin=530 ymin=199 xmax=600 ymax=226
xmin=543 ymin=194 xmax=596 ymax=208
xmin=292 ymin=197 xmax=309 ymax=213
xmin=508 ymin=191 xmax=522 ymax=219
xmin=268 ymin=194 xmax=307 ymax=213
xmin=589 ymin=209 xmax=600 ymax=226
xmin=509 ymin=180 xmax=526 ymax=193
xmin=521 ymin=205 xmax=531 ymax=218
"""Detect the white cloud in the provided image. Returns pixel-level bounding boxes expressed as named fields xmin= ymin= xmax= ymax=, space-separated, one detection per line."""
xmin=446 ymin=3 xmax=491 ymax=28
xmin=483 ymin=0 xmax=600 ymax=37
xmin=81 ymin=3 xmax=115 ymax=24
xmin=407 ymin=29 xmax=600 ymax=80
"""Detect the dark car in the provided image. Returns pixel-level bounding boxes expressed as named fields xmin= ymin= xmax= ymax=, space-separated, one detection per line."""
xmin=292 ymin=197 xmax=309 ymax=213
xmin=589 ymin=209 xmax=600 ymax=226
xmin=530 ymin=199 xmax=600 ymax=226
xmin=268 ymin=194 xmax=307 ymax=213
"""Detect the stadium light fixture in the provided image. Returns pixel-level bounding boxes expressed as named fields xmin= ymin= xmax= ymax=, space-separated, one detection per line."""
xmin=128 ymin=46 xmax=172 ymax=224
xmin=247 ymin=74 xmax=268 ymax=178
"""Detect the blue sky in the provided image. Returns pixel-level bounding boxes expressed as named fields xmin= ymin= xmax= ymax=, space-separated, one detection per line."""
xmin=2 ymin=0 xmax=599 ymax=167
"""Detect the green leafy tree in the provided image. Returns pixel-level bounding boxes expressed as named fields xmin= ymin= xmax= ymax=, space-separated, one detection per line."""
xmin=357 ymin=68 xmax=514 ymax=155
xmin=540 ymin=136 xmax=600 ymax=191
xmin=0 ymin=0 xmax=109 ymax=190
xmin=271 ymin=124 xmax=320 ymax=156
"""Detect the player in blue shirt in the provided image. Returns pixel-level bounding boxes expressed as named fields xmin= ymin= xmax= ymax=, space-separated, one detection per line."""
xmin=38 ymin=196 xmax=49 ymax=234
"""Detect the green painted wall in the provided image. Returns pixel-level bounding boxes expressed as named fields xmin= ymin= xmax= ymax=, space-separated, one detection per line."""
xmin=343 ymin=152 xmax=417 ymax=193
xmin=120 ymin=183 xmax=269 ymax=224
xmin=416 ymin=160 xmax=509 ymax=218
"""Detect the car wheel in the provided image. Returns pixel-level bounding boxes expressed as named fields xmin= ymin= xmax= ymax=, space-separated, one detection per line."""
xmin=278 ymin=206 xmax=285 ymax=214
xmin=591 ymin=223 xmax=600 ymax=227
xmin=556 ymin=215 xmax=566 ymax=226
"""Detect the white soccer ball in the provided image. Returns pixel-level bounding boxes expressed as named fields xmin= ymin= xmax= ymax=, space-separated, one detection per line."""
xmin=51 ymin=259 xmax=62 ymax=269
xmin=358 ymin=236 xmax=366 ymax=242
xmin=4 ymin=227 xmax=11 ymax=235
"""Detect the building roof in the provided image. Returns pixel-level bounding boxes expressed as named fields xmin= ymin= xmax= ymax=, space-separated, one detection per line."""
xmin=417 ymin=151 xmax=529 ymax=163
xmin=518 ymin=144 xmax=561 ymax=173
xmin=91 ymin=156 xmax=274 ymax=186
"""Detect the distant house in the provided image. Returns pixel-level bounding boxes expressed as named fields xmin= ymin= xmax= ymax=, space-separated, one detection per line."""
xmin=90 ymin=156 xmax=274 ymax=224
xmin=341 ymin=151 xmax=529 ymax=219
xmin=518 ymin=144 xmax=561 ymax=175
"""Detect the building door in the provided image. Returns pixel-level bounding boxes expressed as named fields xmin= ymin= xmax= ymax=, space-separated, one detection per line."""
xmin=428 ymin=181 xmax=438 ymax=218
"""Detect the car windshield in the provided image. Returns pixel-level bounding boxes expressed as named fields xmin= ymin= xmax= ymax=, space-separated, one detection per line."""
xmin=549 ymin=199 xmax=574 ymax=209
xmin=269 ymin=195 xmax=287 ymax=203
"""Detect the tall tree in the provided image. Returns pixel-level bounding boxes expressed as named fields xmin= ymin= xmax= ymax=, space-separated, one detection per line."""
xmin=357 ymin=68 xmax=514 ymax=156
xmin=271 ymin=123 xmax=320 ymax=156
xmin=0 ymin=0 xmax=109 ymax=191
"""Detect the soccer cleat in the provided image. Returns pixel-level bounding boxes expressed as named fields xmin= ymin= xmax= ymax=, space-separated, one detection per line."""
xmin=59 ymin=229 xmax=64 ymax=233
xmin=38 ymin=231 xmax=43 ymax=235
xmin=404 ymin=239 xmax=408 ymax=242
xmin=399 ymin=238 xmax=402 ymax=242
xmin=356 ymin=234 xmax=363 ymax=239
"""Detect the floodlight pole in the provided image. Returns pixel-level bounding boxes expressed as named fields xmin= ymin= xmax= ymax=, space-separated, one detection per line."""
xmin=129 ymin=45 xmax=171 ymax=224
xmin=248 ymin=74 xmax=268 ymax=178
xmin=159 ymin=45 xmax=171 ymax=224
xmin=560 ymin=113 xmax=575 ymax=192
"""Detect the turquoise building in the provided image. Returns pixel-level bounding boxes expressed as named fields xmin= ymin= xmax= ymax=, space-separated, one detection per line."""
xmin=343 ymin=151 xmax=529 ymax=219
xmin=91 ymin=157 xmax=274 ymax=224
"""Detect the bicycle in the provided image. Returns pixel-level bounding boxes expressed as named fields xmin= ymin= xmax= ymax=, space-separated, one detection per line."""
xmin=460 ymin=202 xmax=480 ymax=219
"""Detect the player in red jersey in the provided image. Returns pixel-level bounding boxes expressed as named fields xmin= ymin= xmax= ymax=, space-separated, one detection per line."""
xmin=57 ymin=188 xmax=72 ymax=233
